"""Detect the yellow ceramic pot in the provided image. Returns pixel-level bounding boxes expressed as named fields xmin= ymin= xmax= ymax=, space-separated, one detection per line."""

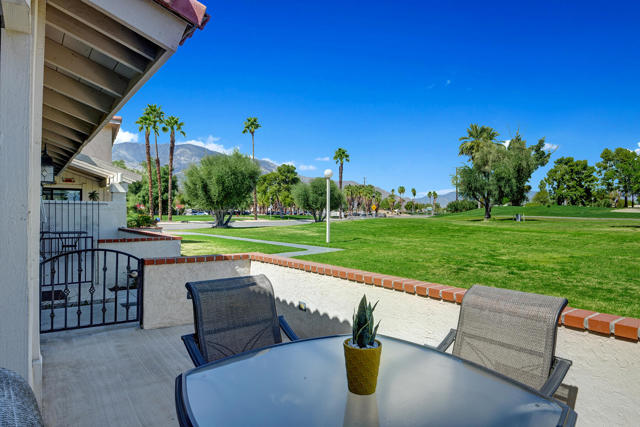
xmin=343 ymin=338 xmax=382 ymax=395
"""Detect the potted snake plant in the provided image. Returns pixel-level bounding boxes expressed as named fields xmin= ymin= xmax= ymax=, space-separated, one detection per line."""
xmin=343 ymin=294 xmax=382 ymax=395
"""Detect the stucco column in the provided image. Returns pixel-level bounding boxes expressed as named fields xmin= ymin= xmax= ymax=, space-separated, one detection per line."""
xmin=0 ymin=0 xmax=45 ymax=399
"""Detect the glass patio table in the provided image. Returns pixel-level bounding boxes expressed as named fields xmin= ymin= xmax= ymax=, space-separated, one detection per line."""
xmin=176 ymin=335 xmax=577 ymax=426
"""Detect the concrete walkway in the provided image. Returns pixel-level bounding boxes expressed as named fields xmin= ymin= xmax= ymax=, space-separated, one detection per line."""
xmin=159 ymin=218 xmax=314 ymax=230
xmin=172 ymin=231 xmax=343 ymax=257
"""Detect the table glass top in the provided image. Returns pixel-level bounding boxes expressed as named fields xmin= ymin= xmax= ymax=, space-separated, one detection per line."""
xmin=184 ymin=335 xmax=566 ymax=426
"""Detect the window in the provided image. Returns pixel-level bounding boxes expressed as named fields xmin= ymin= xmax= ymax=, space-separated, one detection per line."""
xmin=42 ymin=188 xmax=82 ymax=201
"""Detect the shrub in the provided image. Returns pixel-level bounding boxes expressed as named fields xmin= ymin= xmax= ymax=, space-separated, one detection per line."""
xmin=127 ymin=213 xmax=156 ymax=228
xmin=447 ymin=200 xmax=477 ymax=213
xmin=592 ymin=198 xmax=612 ymax=208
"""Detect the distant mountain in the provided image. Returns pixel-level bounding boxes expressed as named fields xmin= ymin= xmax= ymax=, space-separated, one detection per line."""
xmin=112 ymin=142 xmax=279 ymax=174
xmin=415 ymin=191 xmax=457 ymax=207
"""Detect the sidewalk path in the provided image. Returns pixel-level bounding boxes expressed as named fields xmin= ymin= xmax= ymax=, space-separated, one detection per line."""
xmin=171 ymin=231 xmax=343 ymax=258
xmin=159 ymin=219 xmax=314 ymax=231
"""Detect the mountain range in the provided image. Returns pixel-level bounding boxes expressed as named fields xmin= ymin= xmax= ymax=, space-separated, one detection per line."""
xmin=112 ymin=142 xmax=461 ymax=205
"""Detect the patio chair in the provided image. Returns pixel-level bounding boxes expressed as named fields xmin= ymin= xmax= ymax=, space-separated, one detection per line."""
xmin=436 ymin=285 xmax=573 ymax=400
xmin=181 ymin=275 xmax=299 ymax=367
xmin=0 ymin=368 xmax=44 ymax=427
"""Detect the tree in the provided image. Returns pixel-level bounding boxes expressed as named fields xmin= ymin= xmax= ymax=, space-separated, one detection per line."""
xmin=144 ymin=104 xmax=165 ymax=218
xmin=343 ymin=184 xmax=357 ymax=215
xmin=397 ymin=186 xmax=405 ymax=210
xmin=458 ymin=124 xmax=499 ymax=158
xmin=128 ymin=163 xmax=178 ymax=215
xmin=333 ymin=148 xmax=350 ymax=218
xmin=411 ymin=188 xmax=416 ymax=212
xmin=458 ymin=143 xmax=513 ymax=219
xmin=451 ymin=168 xmax=462 ymax=201
xmin=432 ymin=191 xmax=438 ymax=214
xmin=292 ymin=178 xmax=343 ymax=222
xmin=162 ymin=115 xmax=186 ymax=221
xmin=596 ymin=148 xmax=639 ymax=207
xmin=183 ymin=151 xmax=261 ymax=227
xmin=88 ymin=190 xmax=100 ymax=201
xmin=242 ymin=117 xmax=262 ymax=220
xmin=427 ymin=191 xmax=433 ymax=216
xmin=458 ymin=128 xmax=550 ymax=218
xmin=544 ymin=157 xmax=597 ymax=206
xmin=503 ymin=133 xmax=551 ymax=206
xmin=135 ymin=111 xmax=155 ymax=216
xmin=257 ymin=164 xmax=300 ymax=217
xmin=531 ymin=180 xmax=551 ymax=205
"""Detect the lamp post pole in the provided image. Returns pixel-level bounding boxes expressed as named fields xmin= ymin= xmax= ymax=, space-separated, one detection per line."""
xmin=324 ymin=169 xmax=333 ymax=243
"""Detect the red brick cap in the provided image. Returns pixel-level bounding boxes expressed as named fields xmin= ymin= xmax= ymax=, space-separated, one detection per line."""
xmin=614 ymin=318 xmax=640 ymax=341
xmin=563 ymin=309 xmax=597 ymax=330
xmin=587 ymin=313 xmax=623 ymax=335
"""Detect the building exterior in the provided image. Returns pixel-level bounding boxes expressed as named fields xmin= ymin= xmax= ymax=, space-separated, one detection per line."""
xmin=0 ymin=0 xmax=207 ymax=400
xmin=42 ymin=116 xmax=140 ymax=202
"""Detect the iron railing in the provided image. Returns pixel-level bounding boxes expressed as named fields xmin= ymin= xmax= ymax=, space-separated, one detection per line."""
xmin=39 ymin=249 xmax=143 ymax=333
xmin=40 ymin=200 xmax=101 ymax=258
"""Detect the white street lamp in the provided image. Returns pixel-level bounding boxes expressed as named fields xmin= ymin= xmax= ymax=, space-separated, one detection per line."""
xmin=324 ymin=169 xmax=333 ymax=243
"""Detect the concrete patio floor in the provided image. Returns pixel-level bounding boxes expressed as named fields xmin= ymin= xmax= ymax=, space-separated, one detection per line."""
xmin=41 ymin=324 xmax=192 ymax=427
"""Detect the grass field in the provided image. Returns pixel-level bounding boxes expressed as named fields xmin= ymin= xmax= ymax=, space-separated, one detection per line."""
xmin=186 ymin=214 xmax=640 ymax=317
xmin=159 ymin=214 xmax=312 ymax=222
xmin=448 ymin=205 xmax=640 ymax=219
xmin=180 ymin=234 xmax=298 ymax=256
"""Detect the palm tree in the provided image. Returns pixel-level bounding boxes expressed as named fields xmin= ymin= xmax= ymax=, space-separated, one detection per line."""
xmin=458 ymin=124 xmax=499 ymax=158
xmin=136 ymin=112 xmax=154 ymax=216
xmin=144 ymin=104 xmax=165 ymax=218
xmin=411 ymin=188 xmax=416 ymax=213
xmin=333 ymin=148 xmax=350 ymax=218
xmin=433 ymin=191 xmax=438 ymax=215
xmin=162 ymin=115 xmax=186 ymax=221
xmin=427 ymin=191 xmax=433 ymax=216
xmin=243 ymin=117 xmax=261 ymax=220
xmin=398 ymin=186 xmax=405 ymax=211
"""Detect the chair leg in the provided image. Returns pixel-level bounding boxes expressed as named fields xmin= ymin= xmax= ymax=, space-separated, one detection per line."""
xmin=553 ymin=384 xmax=578 ymax=409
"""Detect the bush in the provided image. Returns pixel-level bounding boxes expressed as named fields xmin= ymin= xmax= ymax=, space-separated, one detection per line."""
xmin=447 ymin=200 xmax=477 ymax=213
xmin=127 ymin=213 xmax=156 ymax=228
xmin=592 ymin=198 xmax=612 ymax=208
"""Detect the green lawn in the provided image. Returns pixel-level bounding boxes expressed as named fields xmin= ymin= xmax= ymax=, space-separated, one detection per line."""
xmin=448 ymin=205 xmax=640 ymax=219
xmin=160 ymin=214 xmax=312 ymax=222
xmin=187 ymin=215 xmax=640 ymax=317
xmin=180 ymin=234 xmax=298 ymax=256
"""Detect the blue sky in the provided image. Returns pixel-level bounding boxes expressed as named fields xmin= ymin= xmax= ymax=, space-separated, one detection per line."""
xmin=116 ymin=0 xmax=640 ymax=196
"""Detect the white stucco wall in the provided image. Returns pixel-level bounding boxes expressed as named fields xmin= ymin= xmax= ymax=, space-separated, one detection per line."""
xmin=251 ymin=262 xmax=640 ymax=427
xmin=142 ymin=259 xmax=250 ymax=329
xmin=98 ymin=239 xmax=181 ymax=259
xmin=0 ymin=0 xmax=45 ymax=398
xmin=41 ymin=184 xmax=127 ymax=240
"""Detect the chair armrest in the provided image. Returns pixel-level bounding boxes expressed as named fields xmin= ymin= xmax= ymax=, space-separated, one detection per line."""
xmin=436 ymin=329 xmax=457 ymax=352
xmin=540 ymin=357 xmax=572 ymax=397
xmin=181 ymin=334 xmax=207 ymax=367
xmin=278 ymin=315 xmax=299 ymax=341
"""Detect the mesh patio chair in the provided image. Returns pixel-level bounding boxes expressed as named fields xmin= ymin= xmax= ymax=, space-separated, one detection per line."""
xmin=0 ymin=368 xmax=44 ymax=427
xmin=181 ymin=274 xmax=299 ymax=367
xmin=437 ymin=285 xmax=573 ymax=399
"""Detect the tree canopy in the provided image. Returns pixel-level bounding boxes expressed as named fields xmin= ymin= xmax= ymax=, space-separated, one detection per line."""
xmin=543 ymin=157 xmax=598 ymax=206
xmin=256 ymin=164 xmax=300 ymax=216
xmin=128 ymin=163 xmax=178 ymax=216
xmin=458 ymin=130 xmax=549 ymax=218
xmin=183 ymin=151 xmax=261 ymax=227
xmin=292 ymin=178 xmax=344 ymax=222
xmin=596 ymin=148 xmax=639 ymax=207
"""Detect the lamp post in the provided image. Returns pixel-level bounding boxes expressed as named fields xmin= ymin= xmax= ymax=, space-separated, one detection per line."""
xmin=324 ymin=169 xmax=333 ymax=243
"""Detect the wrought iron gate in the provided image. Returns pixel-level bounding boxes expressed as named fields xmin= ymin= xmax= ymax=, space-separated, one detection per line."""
xmin=39 ymin=249 xmax=143 ymax=333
